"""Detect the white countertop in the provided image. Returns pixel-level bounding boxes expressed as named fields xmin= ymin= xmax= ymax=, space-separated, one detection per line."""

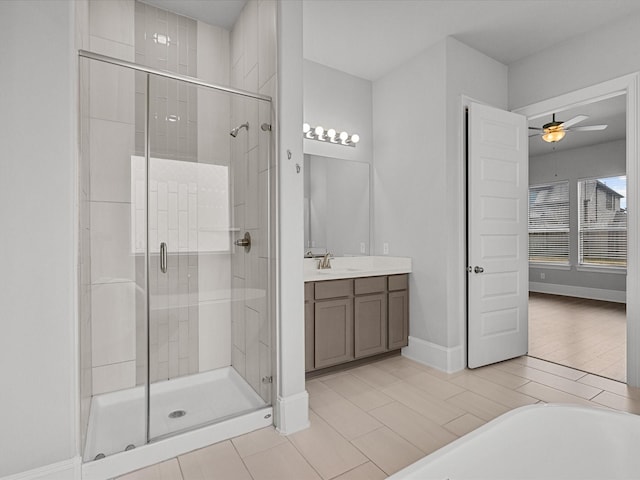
xmin=304 ymin=256 xmax=412 ymax=282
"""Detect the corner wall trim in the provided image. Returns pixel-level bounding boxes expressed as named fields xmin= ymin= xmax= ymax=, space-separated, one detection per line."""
xmin=0 ymin=457 xmax=81 ymax=480
xmin=276 ymin=391 xmax=310 ymax=435
xmin=402 ymin=336 xmax=465 ymax=373
xmin=529 ymin=282 xmax=626 ymax=303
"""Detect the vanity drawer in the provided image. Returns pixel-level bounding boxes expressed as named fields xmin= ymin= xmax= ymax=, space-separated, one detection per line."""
xmin=315 ymin=279 xmax=353 ymax=300
xmin=355 ymin=276 xmax=386 ymax=295
xmin=305 ymin=282 xmax=314 ymax=301
xmin=388 ymin=274 xmax=408 ymax=291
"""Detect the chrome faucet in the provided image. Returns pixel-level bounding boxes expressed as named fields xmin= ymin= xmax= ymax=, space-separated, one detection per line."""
xmin=318 ymin=252 xmax=333 ymax=269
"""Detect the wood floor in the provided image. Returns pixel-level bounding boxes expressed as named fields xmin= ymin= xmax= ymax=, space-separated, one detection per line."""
xmin=528 ymin=292 xmax=626 ymax=382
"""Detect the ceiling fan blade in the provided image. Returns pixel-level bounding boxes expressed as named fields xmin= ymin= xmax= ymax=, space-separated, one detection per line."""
xmin=528 ymin=126 xmax=543 ymax=131
xmin=560 ymin=114 xmax=589 ymax=128
xmin=566 ymin=125 xmax=608 ymax=132
xmin=529 ymin=131 xmax=541 ymax=137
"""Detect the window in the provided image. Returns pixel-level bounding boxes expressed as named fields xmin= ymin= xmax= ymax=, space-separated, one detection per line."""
xmin=578 ymin=176 xmax=627 ymax=267
xmin=528 ymin=181 xmax=570 ymax=264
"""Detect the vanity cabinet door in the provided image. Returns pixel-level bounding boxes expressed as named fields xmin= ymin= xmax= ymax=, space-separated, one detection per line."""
xmin=305 ymin=283 xmax=315 ymax=371
xmin=354 ymin=294 xmax=387 ymax=358
xmin=388 ymin=290 xmax=409 ymax=349
xmin=305 ymin=300 xmax=315 ymax=371
xmin=314 ymin=298 xmax=354 ymax=368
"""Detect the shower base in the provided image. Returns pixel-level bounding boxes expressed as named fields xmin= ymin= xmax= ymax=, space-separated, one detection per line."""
xmin=84 ymin=366 xmax=268 ymax=463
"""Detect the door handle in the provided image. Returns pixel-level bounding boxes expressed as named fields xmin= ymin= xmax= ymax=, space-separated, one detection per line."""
xmin=474 ymin=266 xmax=484 ymax=274
xmin=160 ymin=242 xmax=167 ymax=273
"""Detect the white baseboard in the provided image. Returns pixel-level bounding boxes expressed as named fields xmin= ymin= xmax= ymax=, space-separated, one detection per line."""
xmin=276 ymin=391 xmax=309 ymax=435
xmin=529 ymin=282 xmax=626 ymax=303
xmin=1 ymin=457 xmax=81 ymax=480
xmin=402 ymin=336 xmax=465 ymax=373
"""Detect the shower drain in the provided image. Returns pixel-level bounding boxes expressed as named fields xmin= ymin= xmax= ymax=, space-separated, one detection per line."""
xmin=168 ymin=409 xmax=187 ymax=419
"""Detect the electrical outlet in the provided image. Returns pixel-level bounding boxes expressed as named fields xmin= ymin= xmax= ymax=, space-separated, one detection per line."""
xmin=540 ymin=272 xmax=546 ymax=280
xmin=360 ymin=242 xmax=366 ymax=254
xmin=383 ymin=243 xmax=389 ymax=255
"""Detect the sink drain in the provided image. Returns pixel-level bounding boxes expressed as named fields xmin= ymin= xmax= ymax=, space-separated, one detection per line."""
xmin=168 ymin=409 xmax=186 ymax=419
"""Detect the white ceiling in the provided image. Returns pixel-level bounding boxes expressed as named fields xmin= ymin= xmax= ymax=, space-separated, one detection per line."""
xmin=303 ymin=0 xmax=640 ymax=81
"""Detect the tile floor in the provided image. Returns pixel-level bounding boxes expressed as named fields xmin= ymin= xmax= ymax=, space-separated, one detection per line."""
xmin=119 ymin=354 xmax=640 ymax=480
xmin=529 ymin=292 xmax=626 ymax=382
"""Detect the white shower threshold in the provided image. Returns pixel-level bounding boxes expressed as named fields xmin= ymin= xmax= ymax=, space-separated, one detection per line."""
xmin=82 ymin=366 xmax=272 ymax=479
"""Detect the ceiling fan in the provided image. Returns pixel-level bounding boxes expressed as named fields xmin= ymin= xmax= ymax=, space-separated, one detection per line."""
xmin=529 ymin=114 xmax=607 ymax=143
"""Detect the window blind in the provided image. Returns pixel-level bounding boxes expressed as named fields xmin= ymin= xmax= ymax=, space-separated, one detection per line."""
xmin=528 ymin=181 xmax=570 ymax=263
xmin=578 ymin=177 xmax=627 ymax=267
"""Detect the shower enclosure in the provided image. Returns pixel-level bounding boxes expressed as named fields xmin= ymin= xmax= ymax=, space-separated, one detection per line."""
xmin=78 ymin=50 xmax=275 ymax=468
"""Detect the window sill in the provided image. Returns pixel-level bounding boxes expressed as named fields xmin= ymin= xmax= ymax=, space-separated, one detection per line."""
xmin=576 ymin=265 xmax=627 ymax=275
xmin=529 ymin=262 xmax=571 ymax=271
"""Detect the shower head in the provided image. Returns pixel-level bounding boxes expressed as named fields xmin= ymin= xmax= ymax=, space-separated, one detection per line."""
xmin=230 ymin=122 xmax=249 ymax=137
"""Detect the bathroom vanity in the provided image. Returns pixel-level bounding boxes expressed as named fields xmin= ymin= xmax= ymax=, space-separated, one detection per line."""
xmin=304 ymin=256 xmax=411 ymax=374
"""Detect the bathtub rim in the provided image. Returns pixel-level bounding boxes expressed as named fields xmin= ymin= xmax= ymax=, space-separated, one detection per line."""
xmin=388 ymin=403 xmax=640 ymax=479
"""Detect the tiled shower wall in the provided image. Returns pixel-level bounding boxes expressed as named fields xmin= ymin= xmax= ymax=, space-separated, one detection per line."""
xmin=84 ymin=0 xmax=138 ymax=401
xmin=131 ymin=157 xmax=232 ymax=382
xmin=229 ymin=0 xmax=277 ymax=402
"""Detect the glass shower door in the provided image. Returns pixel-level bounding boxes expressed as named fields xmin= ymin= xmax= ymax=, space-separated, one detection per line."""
xmin=146 ymin=74 xmax=273 ymax=441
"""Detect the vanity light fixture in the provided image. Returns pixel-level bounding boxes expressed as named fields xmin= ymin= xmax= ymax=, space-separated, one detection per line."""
xmin=152 ymin=33 xmax=171 ymax=46
xmin=303 ymin=123 xmax=360 ymax=147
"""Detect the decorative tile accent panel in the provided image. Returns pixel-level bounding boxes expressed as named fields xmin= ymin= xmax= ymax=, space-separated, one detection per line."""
xmin=131 ymin=156 xmax=232 ymax=382
xmin=134 ymin=1 xmax=198 ymax=161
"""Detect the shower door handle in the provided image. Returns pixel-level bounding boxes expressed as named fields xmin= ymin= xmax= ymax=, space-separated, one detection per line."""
xmin=160 ymin=242 xmax=168 ymax=273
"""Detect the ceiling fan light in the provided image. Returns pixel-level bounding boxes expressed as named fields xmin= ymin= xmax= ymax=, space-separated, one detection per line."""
xmin=542 ymin=127 xmax=566 ymax=143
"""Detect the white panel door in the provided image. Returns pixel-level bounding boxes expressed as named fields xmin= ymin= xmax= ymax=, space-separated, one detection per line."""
xmin=468 ymin=102 xmax=528 ymax=369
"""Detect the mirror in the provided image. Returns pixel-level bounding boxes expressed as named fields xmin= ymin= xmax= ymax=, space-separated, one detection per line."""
xmin=304 ymin=154 xmax=370 ymax=256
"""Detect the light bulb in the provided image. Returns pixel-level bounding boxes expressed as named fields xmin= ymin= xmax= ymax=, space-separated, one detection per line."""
xmin=349 ymin=134 xmax=360 ymax=144
xmin=314 ymin=126 xmax=324 ymax=137
xmin=327 ymin=128 xmax=336 ymax=140
xmin=339 ymin=131 xmax=348 ymax=142
xmin=302 ymin=123 xmax=311 ymax=134
xmin=542 ymin=127 xmax=565 ymax=143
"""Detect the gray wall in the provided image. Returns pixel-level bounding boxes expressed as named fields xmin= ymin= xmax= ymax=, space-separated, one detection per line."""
xmin=509 ymin=11 xmax=640 ymax=110
xmin=0 ymin=1 xmax=77 ymax=476
xmin=303 ymin=59 xmax=373 ymax=164
xmin=529 ymin=139 xmax=626 ymax=294
xmin=373 ymin=37 xmax=508 ymax=368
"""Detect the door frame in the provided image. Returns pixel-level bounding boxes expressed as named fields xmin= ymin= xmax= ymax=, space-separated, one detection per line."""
xmin=513 ymin=73 xmax=640 ymax=387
